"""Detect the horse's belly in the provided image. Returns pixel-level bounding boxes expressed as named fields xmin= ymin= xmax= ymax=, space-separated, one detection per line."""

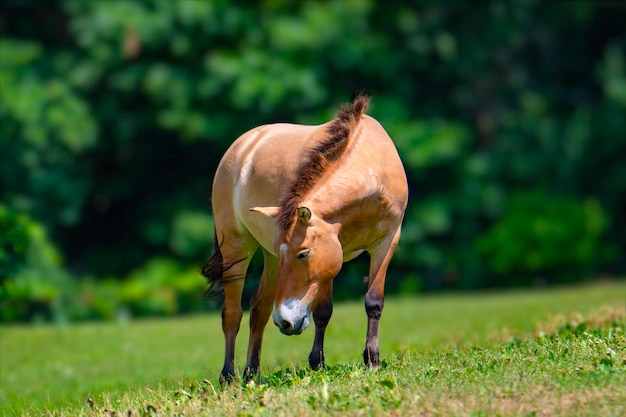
xmin=343 ymin=249 xmax=364 ymax=262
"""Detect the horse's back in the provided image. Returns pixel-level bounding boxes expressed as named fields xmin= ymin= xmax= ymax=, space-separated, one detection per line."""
xmin=212 ymin=114 xmax=406 ymax=254
xmin=212 ymin=122 xmax=325 ymax=252
xmin=360 ymin=115 xmax=408 ymax=202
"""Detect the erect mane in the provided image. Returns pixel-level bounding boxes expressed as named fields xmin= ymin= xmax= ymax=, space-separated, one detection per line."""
xmin=277 ymin=94 xmax=371 ymax=230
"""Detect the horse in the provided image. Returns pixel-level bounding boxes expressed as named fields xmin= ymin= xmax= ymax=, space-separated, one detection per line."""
xmin=203 ymin=95 xmax=408 ymax=383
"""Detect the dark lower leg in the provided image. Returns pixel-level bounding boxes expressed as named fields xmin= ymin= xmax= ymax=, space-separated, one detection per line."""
xmin=363 ymin=290 xmax=384 ymax=368
xmin=309 ymin=299 xmax=333 ymax=370
xmin=220 ymin=276 xmax=246 ymax=384
xmin=244 ymin=315 xmax=269 ymax=379
xmin=244 ymin=287 xmax=274 ymax=379
xmin=221 ymin=303 xmax=243 ymax=384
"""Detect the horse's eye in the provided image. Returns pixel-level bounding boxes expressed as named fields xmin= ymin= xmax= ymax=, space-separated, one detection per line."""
xmin=296 ymin=249 xmax=312 ymax=261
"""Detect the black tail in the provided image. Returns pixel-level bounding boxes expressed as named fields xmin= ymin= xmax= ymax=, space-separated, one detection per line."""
xmin=201 ymin=229 xmax=246 ymax=297
xmin=201 ymin=229 xmax=224 ymax=297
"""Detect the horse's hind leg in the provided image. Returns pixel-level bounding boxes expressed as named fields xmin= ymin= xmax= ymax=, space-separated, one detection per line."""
xmin=363 ymin=226 xmax=401 ymax=369
xmin=244 ymin=249 xmax=278 ymax=379
xmin=218 ymin=237 xmax=255 ymax=384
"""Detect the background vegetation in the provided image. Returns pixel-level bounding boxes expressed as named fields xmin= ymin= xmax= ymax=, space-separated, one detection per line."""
xmin=1 ymin=0 xmax=625 ymax=322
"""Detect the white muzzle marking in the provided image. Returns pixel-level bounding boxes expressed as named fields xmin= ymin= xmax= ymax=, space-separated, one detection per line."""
xmin=273 ymin=298 xmax=310 ymax=336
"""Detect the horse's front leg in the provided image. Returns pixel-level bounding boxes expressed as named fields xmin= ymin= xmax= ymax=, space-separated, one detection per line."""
xmin=363 ymin=289 xmax=383 ymax=368
xmin=308 ymin=286 xmax=333 ymax=370
xmin=363 ymin=227 xmax=401 ymax=369
xmin=244 ymin=250 xmax=277 ymax=380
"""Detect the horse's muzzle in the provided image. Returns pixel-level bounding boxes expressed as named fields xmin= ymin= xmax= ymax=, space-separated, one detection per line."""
xmin=273 ymin=299 xmax=310 ymax=336
xmin=276 ymin=317 xmax=308 ymax=335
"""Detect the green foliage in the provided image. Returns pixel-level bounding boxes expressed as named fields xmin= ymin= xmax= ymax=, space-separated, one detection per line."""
xmin=477 ymin=190 xmax=611 ymax=283
xmin=0 ymin=1 xmax=625 ymax=321
xmin=0 ymin=207 xmax=72 ymax=322
xmin=169 ymin=211 xmax=214 ymax=258
xmin=0 ymin=204 xmax=29 ymax=282
xmin=0 ymin=39 xmax=97 ymax=228
xmin=120 ymin=257 xmax=210 ymax=317
xmin=1 ymin=256 xmax=215 ymax=323
xmin=393 ymin=120 xmax=471 ymax=170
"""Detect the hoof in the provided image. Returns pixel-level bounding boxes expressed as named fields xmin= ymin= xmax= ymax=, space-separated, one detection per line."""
xmin=363 ymin=347 xmax=380 ymax=369
xmin=219 ymin=368 xmax=236 ymax=386
xmin=243 ymin=367 xmax=259 ymax=383
xmin=309 ymin=350 xmax=325 ymax=371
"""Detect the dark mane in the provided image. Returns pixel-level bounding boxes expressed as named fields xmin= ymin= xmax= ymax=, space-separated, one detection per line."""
xmin=277 ymin=94 xmax=371 ymax=230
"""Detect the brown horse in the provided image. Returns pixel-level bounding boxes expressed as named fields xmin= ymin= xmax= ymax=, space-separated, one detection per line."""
xmin=203 ymin=95 xmax=408 ymax=382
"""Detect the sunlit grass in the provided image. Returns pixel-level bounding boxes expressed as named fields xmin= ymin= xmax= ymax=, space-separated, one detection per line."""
xmin=1 ymin=280 xmax=624 ymax=416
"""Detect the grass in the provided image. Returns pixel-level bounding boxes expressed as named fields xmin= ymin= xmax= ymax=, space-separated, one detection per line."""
xmin=1 ymin=280 xmax=625 ymax=416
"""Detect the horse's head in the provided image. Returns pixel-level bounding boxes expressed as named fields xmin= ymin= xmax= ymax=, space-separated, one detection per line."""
xmin=250 ymin=205 xmax=342 ymax=335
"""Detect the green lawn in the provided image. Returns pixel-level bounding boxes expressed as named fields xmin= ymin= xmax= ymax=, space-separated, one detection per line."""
xmin=1 ymin=280 xmax=624 ymax=416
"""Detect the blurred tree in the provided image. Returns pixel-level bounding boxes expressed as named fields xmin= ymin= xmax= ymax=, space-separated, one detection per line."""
xmin=0 ymin=0 xmax=624 ymax=321
xmin=476 ymin=190 xmax=611 ymax=285
xmin=0 ymin=204 xmax=29 ymax=283
xmin=0 ymin=205 xmax=72 ymax=322
xmin=0 ymin=39 xmax=97 ymax=229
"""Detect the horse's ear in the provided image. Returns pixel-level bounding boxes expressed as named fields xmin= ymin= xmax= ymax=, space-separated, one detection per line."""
xmin=297 ymin=206 xmax=311 ymax=224
xmin=250 ymin=206 xmax=280 ymax=217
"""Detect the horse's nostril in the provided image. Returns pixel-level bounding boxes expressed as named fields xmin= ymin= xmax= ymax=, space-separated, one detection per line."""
xmin=280 ymin=319 xmax=291 ymax=330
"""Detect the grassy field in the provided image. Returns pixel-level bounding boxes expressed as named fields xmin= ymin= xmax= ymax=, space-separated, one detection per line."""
xmin=1 ymin=280 xmax=624 ymax=416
